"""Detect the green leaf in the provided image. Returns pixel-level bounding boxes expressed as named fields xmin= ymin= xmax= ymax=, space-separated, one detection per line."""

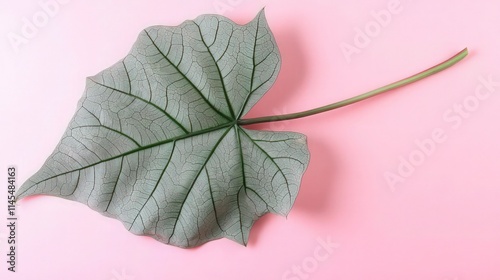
xmin=17 ymin=10 xmax=310 ymax=248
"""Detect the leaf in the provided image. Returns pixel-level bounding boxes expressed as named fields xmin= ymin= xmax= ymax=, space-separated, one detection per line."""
xmin=17 ymin=10 xmax=310 ymax=248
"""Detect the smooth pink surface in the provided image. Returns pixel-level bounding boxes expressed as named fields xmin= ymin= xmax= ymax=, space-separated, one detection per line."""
xmin=1 ymin=0 xmax=500 ymax=279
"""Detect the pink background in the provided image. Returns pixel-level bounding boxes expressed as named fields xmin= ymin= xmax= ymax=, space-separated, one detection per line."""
xmin=1 ymin=0 xmax=500 ymax=279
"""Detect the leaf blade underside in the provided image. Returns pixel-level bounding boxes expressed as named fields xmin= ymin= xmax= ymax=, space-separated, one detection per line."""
xmin=17 ymin=10 xmax=310 ymax=248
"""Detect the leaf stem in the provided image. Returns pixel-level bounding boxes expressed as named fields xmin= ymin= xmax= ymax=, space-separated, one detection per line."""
xmin=238 ymin=48 xmax=468 ymax=126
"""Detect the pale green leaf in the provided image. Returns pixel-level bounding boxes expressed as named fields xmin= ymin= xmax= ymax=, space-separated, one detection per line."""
xmin=17 ymin=10 xmax=310 ymax=248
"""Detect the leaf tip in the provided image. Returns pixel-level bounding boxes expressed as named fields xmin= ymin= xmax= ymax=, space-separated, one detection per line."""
xmin=256 ymin=6 xmax=268 ymax=21
xmin=15 ymin=183 xmax=30 ymax=203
